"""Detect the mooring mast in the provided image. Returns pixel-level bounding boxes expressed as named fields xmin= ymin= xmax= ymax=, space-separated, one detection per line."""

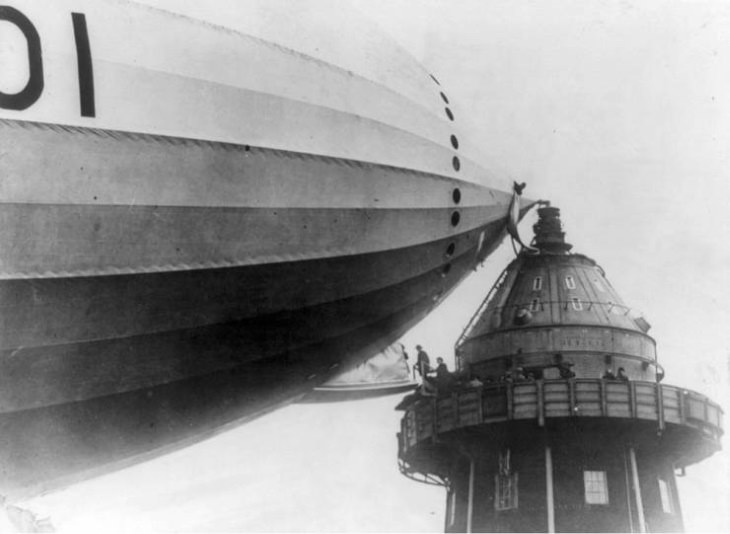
xmin=396 ymin=206 xmax=722 ymax=532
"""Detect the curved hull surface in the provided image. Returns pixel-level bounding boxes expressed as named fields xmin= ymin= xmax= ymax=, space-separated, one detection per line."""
xmin=0 ymin=0 xmax=520 ymax=414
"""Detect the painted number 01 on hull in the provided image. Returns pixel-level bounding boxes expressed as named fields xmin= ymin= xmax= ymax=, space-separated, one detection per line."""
xmin=0 ymin=5 xmax=95 ymax=116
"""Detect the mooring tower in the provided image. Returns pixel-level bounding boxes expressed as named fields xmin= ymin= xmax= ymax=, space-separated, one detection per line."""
xmin=396 ymin=206 xmax=723 ymax=532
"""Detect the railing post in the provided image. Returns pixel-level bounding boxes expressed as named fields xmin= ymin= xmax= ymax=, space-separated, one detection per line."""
xmin=656 ymin=382 xmax=665 ymax=431
xmin=537 ymin=380 xmax=545 ymax=427
xmin=474 ymin=386 xmax=484 ymax=423
xmin=569 ymin=379 xmax=576 ymax=416
xmin=629 ymin=382 xmax=637 ymax=419
xmin=679 ymin=389 xmax=686 ymax=425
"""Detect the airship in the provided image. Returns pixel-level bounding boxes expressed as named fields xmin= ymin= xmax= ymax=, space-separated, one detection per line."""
xmin=0 ymin=0 xmax=529 ymax=421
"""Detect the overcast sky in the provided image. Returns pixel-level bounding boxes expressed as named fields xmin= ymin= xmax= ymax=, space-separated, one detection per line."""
xmin=26 ymin=1 xmax=730 ymax=531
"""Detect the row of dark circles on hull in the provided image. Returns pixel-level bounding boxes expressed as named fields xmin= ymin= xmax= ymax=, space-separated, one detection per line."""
xmin=441 ymin=188 xmax=461 ymax=277
xmin=431 ymin=74 xmax=461 ymax=279
xmin=430 ymin=72 xmax=460 ymax=172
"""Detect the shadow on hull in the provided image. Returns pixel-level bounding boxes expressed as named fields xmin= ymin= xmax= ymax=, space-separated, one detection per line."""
xmin=0 ymin=220 xmax=513 ymax=501
xmin=0 ymin=289 xmax=439 ymax=501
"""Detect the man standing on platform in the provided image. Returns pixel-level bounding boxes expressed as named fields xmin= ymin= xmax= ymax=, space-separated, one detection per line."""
xmin=414 ymin=344 xmax=431 ymax=380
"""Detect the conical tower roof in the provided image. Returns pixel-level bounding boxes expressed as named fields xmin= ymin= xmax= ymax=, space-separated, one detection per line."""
xmin=456 ymin=206 xmax=657 ymax=382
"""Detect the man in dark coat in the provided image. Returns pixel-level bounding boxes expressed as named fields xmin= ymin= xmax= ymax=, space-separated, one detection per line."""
xmin=415 ymin=344 xmax=431 ymax=378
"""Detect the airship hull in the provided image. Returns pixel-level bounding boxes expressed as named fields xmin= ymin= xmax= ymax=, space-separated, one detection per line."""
xmin=1 ymin=211 xmax=509 ymax=412
xmin=0 ymin=0 xmax=520 ymax=415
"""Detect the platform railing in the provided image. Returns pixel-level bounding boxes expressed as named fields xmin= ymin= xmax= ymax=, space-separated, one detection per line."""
xmin=399 ymin=379 xmax=724 ymax=455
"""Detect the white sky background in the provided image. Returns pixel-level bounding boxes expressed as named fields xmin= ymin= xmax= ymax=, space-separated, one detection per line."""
xmin=26 ymin=1 xmax=730 ymax=532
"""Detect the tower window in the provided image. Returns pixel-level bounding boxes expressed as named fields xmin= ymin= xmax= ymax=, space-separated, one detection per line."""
xmin=533 ymin=276 xmax=543 ymax=291
xmin=583 ymin=470 xmax=609 ymax=504
xmin=494 ymin=473 xmax=519 ymax=510
xmin=565 ymin=275 xmax=576 ymax=289
xmin=571 ymin=297 xmax=583 ymax=311
xmin=658 ymin=478 xmax=674 ymax=514
xmin=449 ymin=489 xmax=457 ymax=525
xmin=530 ymin=298 xmax=540 ymax=312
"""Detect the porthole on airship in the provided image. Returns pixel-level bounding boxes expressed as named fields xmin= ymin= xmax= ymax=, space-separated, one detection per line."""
xmin=451 ymin=211 xmax=460 ymax=227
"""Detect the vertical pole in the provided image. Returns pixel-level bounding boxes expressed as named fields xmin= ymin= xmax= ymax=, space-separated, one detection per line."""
xmin=466 ymin=458 xmax=475 ymax=533
xmin=623 ymin=449 xmax=635 ymax=533
xmin=629 ymin=447 xmax=647 ymax=533
xmin=545 ymin=445 xmax=555 ymax=533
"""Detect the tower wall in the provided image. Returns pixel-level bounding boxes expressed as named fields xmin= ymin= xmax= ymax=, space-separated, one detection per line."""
xmin=439 ymin=421 xmax=685 ymax=532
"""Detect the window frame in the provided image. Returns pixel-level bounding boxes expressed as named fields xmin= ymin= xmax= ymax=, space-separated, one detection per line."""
xmin=583 ymin=470 xmax=609 ymax=505
xmin=494 ymin=473 xmax=519 ymax=511
xmin=533 ymin=276 xmax=543 ymax=291
xmin=658 ymin=478 xmax=674 ymax=514
xmin=448 ymin=488 xmax=457 ymax=525
xmin=565 ymin=275 xmax=577 ymax=290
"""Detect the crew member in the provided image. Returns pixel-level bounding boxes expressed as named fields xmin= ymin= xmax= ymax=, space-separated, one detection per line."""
xmin=435 ymin=357 xmax=450 ymax=385
xmin=415 ymin=345 xmax=431 ymax=379
xmin=558 ymin=361 xmax=575 ymax=379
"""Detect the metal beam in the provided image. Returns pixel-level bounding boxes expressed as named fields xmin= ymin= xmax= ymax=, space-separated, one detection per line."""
xmin=466 ymin=457 xmax=475 ymax=533
xmin=629 ymin=447 xmax=647 ymax=533
xmin=623 ymin=449 xmax=635 ymax=532
xmin=545 ymin=445 xmax=555 ymax=533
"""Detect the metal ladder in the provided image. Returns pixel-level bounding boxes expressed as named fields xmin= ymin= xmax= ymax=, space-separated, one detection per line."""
xmin=454 ymin=265 xmax=510 ymax=357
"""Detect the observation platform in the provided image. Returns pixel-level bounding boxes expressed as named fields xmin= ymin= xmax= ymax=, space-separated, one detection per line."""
xmin=397 ymin=379 xmax=723 ymax=485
